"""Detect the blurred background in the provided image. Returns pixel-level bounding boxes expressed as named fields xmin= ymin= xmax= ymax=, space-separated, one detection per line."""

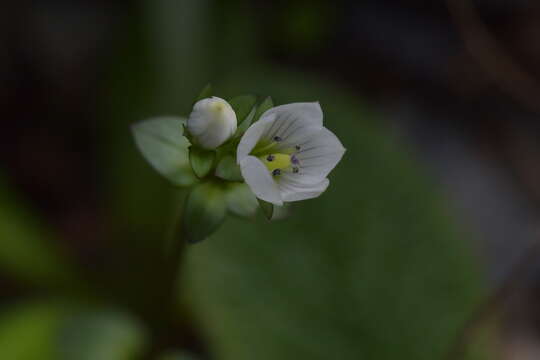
xmin=2 ymin=0 xmax=540 ymax=359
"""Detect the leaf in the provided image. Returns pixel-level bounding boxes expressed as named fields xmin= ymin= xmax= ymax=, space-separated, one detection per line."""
xmin=131 ymin=117 xmax=197 ymax=186
xmin=236 ymin=96 xmax=273 ymax=135
xmin=193 ymin=83 xmax=213 ymax=104
xmin=225 ymin=183 xmax=259 ymax=218
xmin=257 ymin=198 xmax=274 ymax=220
xmin=215 ymin=155 xmax=242 ymax=182
xmin=58 ymin=310 xmax=148 ymax=360
xmin=228 ymin=95 xmax=257 ymax=125
xmin=189 ymin=147 xmax=216 ymax=179
xmin=0 ymin=174 xmax=79 ymax=288
xmin=157 ymin=350 xmax=199 ymax=360
xmin=0 ymin=302 xmax=148 ymax=360
xmin=182 ymin=182 xmax=227 ymax=244
xmin=0 ymin=301 xmax=68 ymax=360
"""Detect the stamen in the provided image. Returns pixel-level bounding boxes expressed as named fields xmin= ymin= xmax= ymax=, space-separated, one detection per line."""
xmin=266 ymin=154 xmax=275 ymax=161
xmin=295 ymin=145 xmax=301 ymax=150
xmin=273 ymin=136 xmax=282 ymax=142
xmin=291 ymin=155 xmax=299 ymax=165
xmin=272 ymin=169 xmax=281 ymax=176
xmin=292 ymin=167 xmax=299 ymax=173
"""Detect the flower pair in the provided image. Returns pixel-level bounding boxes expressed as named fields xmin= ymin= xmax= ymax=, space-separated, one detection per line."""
xmin=132 ymin=87 xmax=345 ymax=243
xmin=187 ymin=96 xmax=345 ymax=206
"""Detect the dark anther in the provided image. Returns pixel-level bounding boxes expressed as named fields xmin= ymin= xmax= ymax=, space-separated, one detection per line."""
xmin=273 ymin=136 xmax=282 ymax=142
xmin=272 ymin=169 xmax=281 ymax=176
xmin=266 ymin=154 xmax=275 ymax=161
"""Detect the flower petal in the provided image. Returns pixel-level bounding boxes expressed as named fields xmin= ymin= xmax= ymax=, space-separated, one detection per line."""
xmin=259 ymin=102 xmax=323 ymax=144
xmin=236 ymin=114 xmax=276 ymax=163
xmin=295 ymin=128 xmax=345 ymax=183
xmin=279 ymin=176 xmax=330 ymax=202
xmin=239 ymin=156 xmax=283 ymax=205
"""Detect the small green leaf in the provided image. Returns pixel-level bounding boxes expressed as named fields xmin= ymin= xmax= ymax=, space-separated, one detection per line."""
xmin=236 ymin=96 xmax=273 ymax=136
xmin=131 ymin=117 xmax=197 ymax=186
xmin=257 ymin=198 xmax=274 ymax=220
xmin=236 ymin=105 xmax=258 ymax=135
xmin=228 ymin=95 xmax=257 ymax=125
xmin=215 ymin=155 xmax=242 ymax=182
xmin=225 ymin=183 xmax=259 ymax=218
xmin=182 ymin=182 xmax=227 ymax=244
xmin=189 ymin=147 xmax=216 ymax=179
xmin=194 ymin=83 xmax=213 ymax=104
xmin=253 ymin=96 xmax=273 ymax=123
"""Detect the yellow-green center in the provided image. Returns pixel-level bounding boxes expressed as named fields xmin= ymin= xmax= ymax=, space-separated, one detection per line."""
xmin=259 ymin=153 xmax=291 ymax=173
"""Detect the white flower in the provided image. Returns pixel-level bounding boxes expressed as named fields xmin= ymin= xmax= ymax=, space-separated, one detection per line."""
xmin=237 ymin=102 xmax=345 ymax=206
xmin=187 ymin=97 xmax=237 ymax=149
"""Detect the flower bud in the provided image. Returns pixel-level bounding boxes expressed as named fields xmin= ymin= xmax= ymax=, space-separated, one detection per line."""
xmin=187 ymin=97 xmax=237 ymax=149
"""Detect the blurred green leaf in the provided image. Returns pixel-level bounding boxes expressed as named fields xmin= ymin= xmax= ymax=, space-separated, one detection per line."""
xmin=0 ymin=301 xmax=67 ymax=360
xmin=194 ymin=83 xmax=213 ymax=104
xmin=257 ymin=199 xmax=274 ymax=220
xmin=182 ymin=181 xmax=227 ymax=244
xmin=189 ymin=147 xmax=216 ymax=179
xmin=181 ymin=70 xmax=482 ymax=360
xmin=0 ymin=175 xmax=79 ymax=288
xmin=215 ymin=155 xmax=242 ymax=182
xmin=58 ymin=310 xmax=148 ymax=360
xmin=157 ymin=350 xmax=199 ymax=360
xmin=228 ymin=95 xmax=257 ymax=125
xmin=132 ymin=117 xmax=197 ymax=187
xmin=225 ymin=183 xmax=258 ymax=218
xmin=0 ymin=302 xmax=148 ymax=360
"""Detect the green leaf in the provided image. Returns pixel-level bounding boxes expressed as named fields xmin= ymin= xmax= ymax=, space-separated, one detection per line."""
xmin=182 ymin=182 xmax=227 ymax=244
xmin=131 ymin=117 xmax=197 ymax=186
xmin=194 ymin=83 xmax=213 ymax=104
xmin=253 ymin=96 xmax=273 ymax=123
xmin=58 ymin=310 xmax=148 ymax=360
xmin=157 ymin=350 xmax=199 ymax=360
xmin=0 ymin=302 xmax=148 ymax=360
xmin=228 ymin=95 xmax=257 ymax=125
xmin=236 ymin=96 xmax=273 ymax=135
xmin=0 ymin=301 xmax=68 ymax=360
xmin=0 ymin=174 xmax=80 ymax=288
xmin=225 ymin=183 xmax=258 ymax=218
xmin=189 ymin=147 xmax=216 ymax=179
xmin=257 ymin=198 xmax=274 ymax=220
xmin=215 ymin=155 xmax=242 ymax=182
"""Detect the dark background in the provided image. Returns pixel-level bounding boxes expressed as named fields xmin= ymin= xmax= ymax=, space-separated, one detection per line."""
xmin=2 ymin=0 xmax=540 ymax=359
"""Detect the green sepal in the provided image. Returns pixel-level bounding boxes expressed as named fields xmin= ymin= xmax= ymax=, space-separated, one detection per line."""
xmin=257 ymin=198 xmax=274 ymax=220
xmin=236 ymin=105 xmax=258 ymax=135
xmin=252 ymin=96 xmax=273 ymax=123
xmin=235 ymin=96 xmax=273 ymax=137
xmin=182 ymin=182 xmax=227 ymax=244
xmin=131 ymin=117 xmax=197 ymax=186
xmin=228 ymin=95 xmax=257 ymax=125
xmin=225 ymin=183 xmax=259 ymax=218
xmin=215 ymin=155 xmax=243 ymax=182
xmin=193 ymin=83 xmax=213 ymax=104
xmin=189 ymin=146 xmax=216 ymax=179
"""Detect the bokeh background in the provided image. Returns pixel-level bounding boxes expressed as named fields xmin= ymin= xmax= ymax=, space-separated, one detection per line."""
xmin=2 ymin=0 xmax=540 ymax=359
